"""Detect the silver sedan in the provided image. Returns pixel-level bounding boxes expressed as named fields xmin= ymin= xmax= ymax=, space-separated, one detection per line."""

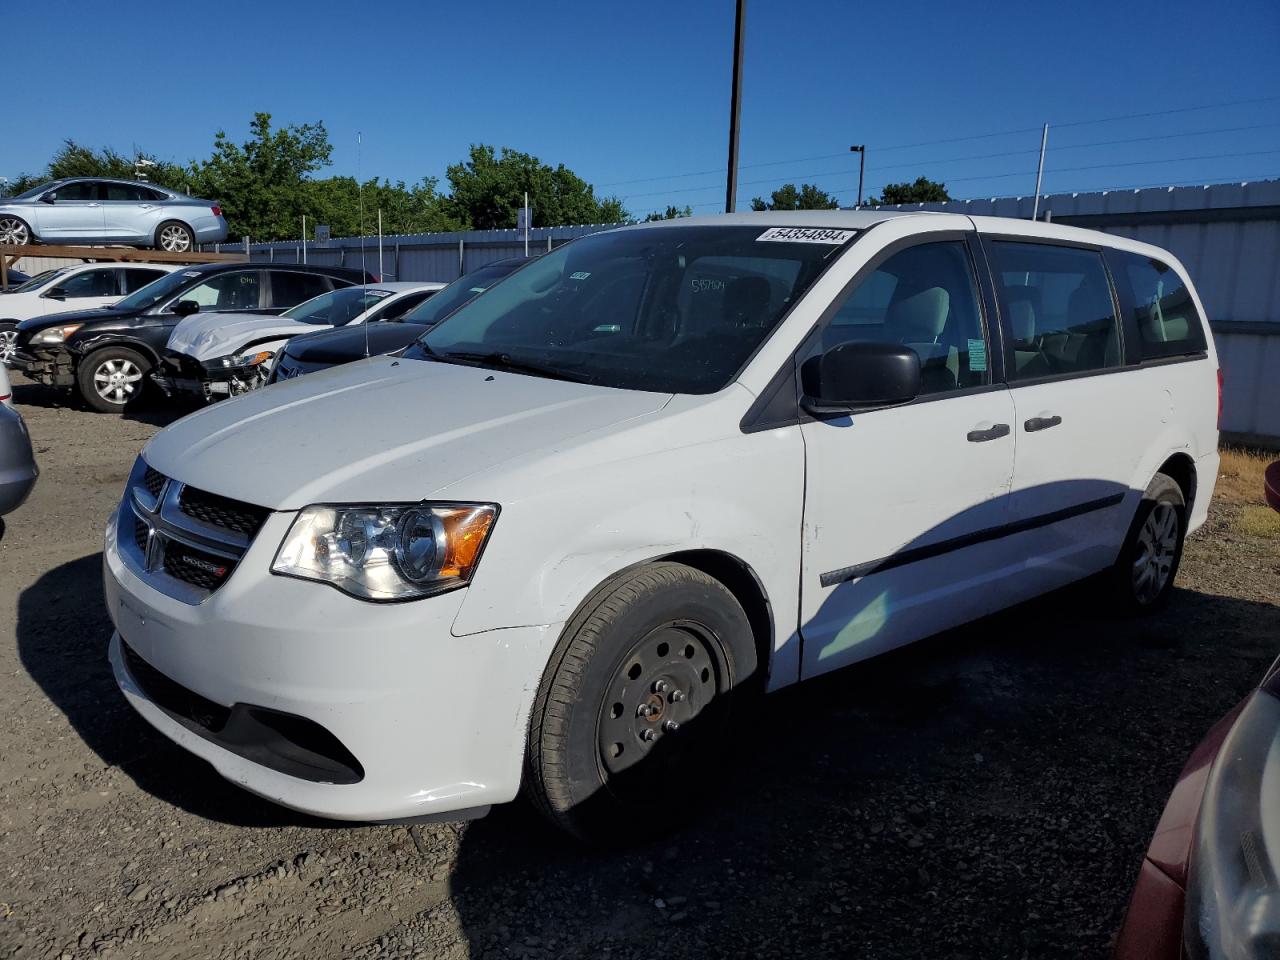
xmin=0 ymin=178 xmax=228 ymax=252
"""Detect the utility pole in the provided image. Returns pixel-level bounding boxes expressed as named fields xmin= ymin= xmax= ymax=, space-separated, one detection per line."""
xmin=725 ymin=0 xmax=746 ymax=213
xmin=850 ymin=145 xmax=866 ymax=208
xmin=1031 ymin=123 xmax=1049 ymax=221
xmin=301 ymin=214 xmax=307 ymax=264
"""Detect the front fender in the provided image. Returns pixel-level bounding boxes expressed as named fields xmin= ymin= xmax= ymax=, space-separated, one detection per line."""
xmin=448 ymin=407 xmax=807 ymax=689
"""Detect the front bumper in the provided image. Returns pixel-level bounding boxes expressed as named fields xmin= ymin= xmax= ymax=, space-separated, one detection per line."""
xmin=14 ymin=345 xmax=74 ymax=388
xmin=104 ymin=504 xmax=560 ymax=821
xmin=153 ymin=353 xmax=264 ymax=400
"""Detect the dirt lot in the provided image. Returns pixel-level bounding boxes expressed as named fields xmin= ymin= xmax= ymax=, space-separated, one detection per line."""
xmin=1 ymin=377 xmax=1278 ymax=960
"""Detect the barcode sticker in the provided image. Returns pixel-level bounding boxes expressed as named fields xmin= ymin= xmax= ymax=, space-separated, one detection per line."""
xmin=756 ymin=227 xmax=856 ymax=244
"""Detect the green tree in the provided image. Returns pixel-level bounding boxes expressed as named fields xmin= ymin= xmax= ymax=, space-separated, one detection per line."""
xmin=186 ymin=112 xmax=334 ymax=241
xmin=444 ymin=145 xmax=628 ymax=229
xmin=7 ymin=140 xmax=188 ymax=195
xmin=867 ymin=176 xmax=951 ymax=205
xmin=750 ymin=183 xmax=839 ymax=211
xmin=643 ymin=205 xmax=693 ymax=222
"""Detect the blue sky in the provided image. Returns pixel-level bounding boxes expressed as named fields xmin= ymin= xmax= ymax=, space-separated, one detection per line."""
xmin=8 ymin=0 xmax=1280 ymax=216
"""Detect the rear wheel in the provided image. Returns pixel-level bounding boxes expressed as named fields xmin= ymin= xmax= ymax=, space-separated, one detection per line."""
xmin=0 ymin=321 xmax=17 ymax=365
xmin=77 ymin=346 xmax=151 ymax=413
xmin=0 ymin=215 xmax=31 ymax=246
xmin=1108 ymin=473 xmax=1187 ymax=614
xmin=155 ymin=221 xmax=194 ymax=253
xmin=523 ymin=562 xmax=759 ymax=842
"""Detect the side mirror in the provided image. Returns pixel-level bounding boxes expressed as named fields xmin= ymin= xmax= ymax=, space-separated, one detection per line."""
xmin=800 ymin=341 xmax=921 ymax=416
xmin=40 ymin=192 xmax=56 ymax=204
xmin=172 ymin=299 xmax=201 ymax=316
xmin=44 ymin=288 xmax=66 ymax=301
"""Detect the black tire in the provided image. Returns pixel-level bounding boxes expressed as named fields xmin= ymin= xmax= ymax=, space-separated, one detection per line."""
xmin=0 ymin=215 xmax=32 ymax=246
xmin=523 ymin=562 xmax=760 ymax=842
xmin=155 ymin=221 xmax=195 ymax=253
xmin=1108 ymin=473 xmax=1187 ymax=614
xmin=0 ymin=321 xmax=18 ymax=366
xmin=77 ymin=346 xmax=152 ymax=413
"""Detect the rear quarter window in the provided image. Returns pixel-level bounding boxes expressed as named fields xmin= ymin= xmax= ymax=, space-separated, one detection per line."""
xmin=1105 ymin=249 xmax=1207 ymax=361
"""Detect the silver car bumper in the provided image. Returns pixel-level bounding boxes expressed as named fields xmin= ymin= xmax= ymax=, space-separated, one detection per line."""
xmin=0 ymin=404 xmax=38 ymax=515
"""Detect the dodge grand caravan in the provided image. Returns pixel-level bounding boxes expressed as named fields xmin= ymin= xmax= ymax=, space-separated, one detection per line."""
xmin=104 ymin=211 xmax=1219 ymax=838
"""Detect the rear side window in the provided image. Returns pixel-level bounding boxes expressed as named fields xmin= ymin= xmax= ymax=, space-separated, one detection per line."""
xmin=821 ymin=241 xmax=991 ymax=394
xmin=1107 ymin=250 xmax=1206 ymax=360
xmin=991 ymin=241 xmax=1121 ymax=380
xmin=121 ymin=268 xmax=167 ymax=293
xmin=270 ymin=272 xmax=332 ymax=308
xmin=104 ymin=183 xmax=151 ymax=202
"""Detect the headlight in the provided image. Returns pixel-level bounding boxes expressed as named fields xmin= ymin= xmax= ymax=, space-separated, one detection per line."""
xmin=1184 ymin=685 xmax=1280 ymax=959
xmin=30 ymin=323 xmax=83 ymax=345
xmin=222 ymin=350 xmax=274 ymax=368
xmin=271 ymin=503 xmax=498 ymax=601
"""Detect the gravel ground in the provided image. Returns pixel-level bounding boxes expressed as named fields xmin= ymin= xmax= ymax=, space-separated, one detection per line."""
xmin=1 ymin=376 xmax=1277 ymax=960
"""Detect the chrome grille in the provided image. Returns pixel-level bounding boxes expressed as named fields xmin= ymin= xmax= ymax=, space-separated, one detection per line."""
xmin=120 ymin=460 xmax=268 ymax=604
xmin=142 ymin=467 xmax=165 ymax=499
xmin=179 ymin=486 xmax=268 ymax=538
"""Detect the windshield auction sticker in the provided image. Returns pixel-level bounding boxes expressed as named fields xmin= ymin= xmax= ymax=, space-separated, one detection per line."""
xmin=757 ymin=227 xmax=856 ymax=244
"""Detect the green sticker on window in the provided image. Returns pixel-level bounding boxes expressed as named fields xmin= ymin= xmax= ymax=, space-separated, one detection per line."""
xmin=968 ymin=338 xmax=988 ymax=371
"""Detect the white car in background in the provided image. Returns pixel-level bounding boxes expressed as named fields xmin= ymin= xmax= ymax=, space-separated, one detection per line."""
xmin=156 ymin=281 xmax=446 ymax=400
xmin=0 ymin=263 xmax=177 ymax=365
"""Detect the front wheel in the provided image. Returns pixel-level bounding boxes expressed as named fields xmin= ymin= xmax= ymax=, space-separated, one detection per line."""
xmin=77 ymin=347 xmax=152 ymax=413
xmin=523 ymin=562 xmax=759 ymax=842
xmin=0 ymin=215 xmax=31 ymax=246
xmin=0 ymin=321 xmax=18 ymax=365
xmin=155 ymin=221 xmax=195 ymax=253
xmin=1108 ymin=473 xmax=1187 ymax=614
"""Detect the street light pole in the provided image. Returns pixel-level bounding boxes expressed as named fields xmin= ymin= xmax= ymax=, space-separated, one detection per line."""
xmin=725 ymin=0 xmax=746 ymax=213
xmin=850 ymin=145 xmax=865 ymax=208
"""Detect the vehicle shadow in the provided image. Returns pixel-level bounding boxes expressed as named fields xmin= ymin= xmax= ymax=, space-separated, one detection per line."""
xmin=441 ymin=585 xmax=1279 ymax=960
xmin=14 ymin=552 xmax=337 ymax=829
xmin=9 ymin=374 xmax=201 ymax=428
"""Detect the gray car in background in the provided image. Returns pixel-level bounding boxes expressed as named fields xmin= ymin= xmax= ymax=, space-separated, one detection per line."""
xmin=0 ymin=178 xmax=228 ymax=252
xmin=0 ymin=365 xmax=37 ymax=516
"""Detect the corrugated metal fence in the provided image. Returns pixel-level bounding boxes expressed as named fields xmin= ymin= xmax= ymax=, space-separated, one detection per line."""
xmin=222 ymin=224 xmax=608 ymax=284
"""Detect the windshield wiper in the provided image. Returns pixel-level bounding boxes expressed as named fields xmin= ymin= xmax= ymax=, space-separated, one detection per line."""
xmin=438 ymin=350 xmax=592 ymax=383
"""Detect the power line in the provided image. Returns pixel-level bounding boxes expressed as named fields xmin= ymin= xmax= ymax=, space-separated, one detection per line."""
xmin=606 ymin=95 xmax=1280 ymax=197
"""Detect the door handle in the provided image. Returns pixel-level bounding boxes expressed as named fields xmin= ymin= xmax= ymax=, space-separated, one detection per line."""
xmin=1024 ymin=415 xmax=1063 ymax=432
xmin=967 ymin=423 xmax=1011 ymax=443
xmin=139 ymin=204 xmax=153 ymax=209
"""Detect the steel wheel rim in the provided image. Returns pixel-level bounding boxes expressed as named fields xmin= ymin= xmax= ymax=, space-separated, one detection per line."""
xmin=93 ymin=358 xmax=143 ymax=405
xmin=596 ymin=620 xmax=726 ymax=778
xmin=1131 ymin=502 xmax=1179 ymax=604
xmin=0 ymin=329 xmax=16 ymax=364
xmin=160 ymin=225 xmax=191 ymax=252
xmin=0 ymin=218 xmax=29 ymax=245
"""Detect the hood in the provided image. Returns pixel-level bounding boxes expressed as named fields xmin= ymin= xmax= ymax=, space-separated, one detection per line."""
xmin=16 ymin=305 xmax=124 ymax=332
xmin=168 ymin=312 xmax=318 ymax=361
xmin=143 ymin=355 xmax=672 ymax=509
xmin=285 ymin=322 xmax=426 ymax=363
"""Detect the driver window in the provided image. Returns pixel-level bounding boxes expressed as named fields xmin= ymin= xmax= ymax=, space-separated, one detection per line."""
xmin=58 ymin=269 xmax=118 ymax=298
xmin=821 ymin=241 xmax=990 ymax=394
xmin=52 ymin=182 xmax=99 ymax=201
xmin=174 ymin=272 xmax=261 ymax=310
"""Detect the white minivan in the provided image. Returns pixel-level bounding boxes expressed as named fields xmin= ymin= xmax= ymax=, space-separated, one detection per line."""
xmin=104 ymin=211 xmax=1219 ymax=838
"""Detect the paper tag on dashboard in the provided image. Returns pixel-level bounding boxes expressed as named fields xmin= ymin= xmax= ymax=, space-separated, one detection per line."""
xmin=756 ymin=227 xmax=856 ymax=244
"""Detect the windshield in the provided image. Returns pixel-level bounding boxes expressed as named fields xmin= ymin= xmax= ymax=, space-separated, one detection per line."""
xmin=113 ymin=269 xmax=207 ymax=312
xmin=408 ymin=225 xmax=850 ymax=394
xmin=283 ymin=286 xmax=392 ymax=325
xmin=401 ymin=263 xmax=522 ymax=327
xmin=11 ymin=267 xmax=72 ymax=293
xmin=10 ymin=181 xmax=61 ymax=201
